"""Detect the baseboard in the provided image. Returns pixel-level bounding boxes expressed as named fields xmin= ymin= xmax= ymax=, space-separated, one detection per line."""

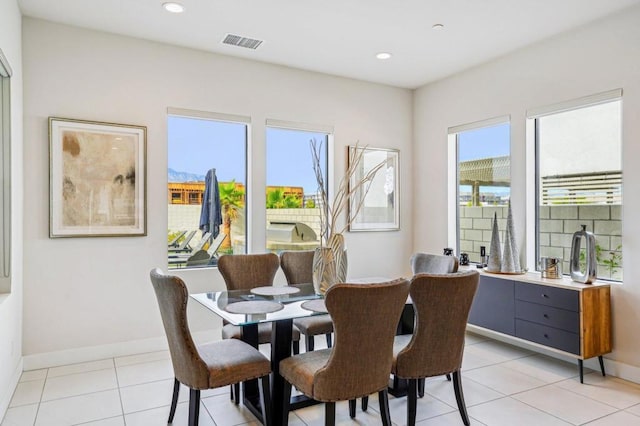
xmin=0 ymin=357 xmax=23 ymax=421
xmin=467 ymin=325 xmax=640 ymax=385
xmin=22 ymin=329 xmax=219 ymax=371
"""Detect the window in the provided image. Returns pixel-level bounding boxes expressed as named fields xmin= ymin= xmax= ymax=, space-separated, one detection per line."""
xmin=0 ymin=48 xmax=11 ymax=292
xmin=265 ymin=121 xmax=330 ymax=252
xmin=530 ymin=90 xmax=622 ymax=281
xmin=167 ymin=109 xmax=248 ymax=269
xmin=448 ymin=117 xmax=511 ymax=263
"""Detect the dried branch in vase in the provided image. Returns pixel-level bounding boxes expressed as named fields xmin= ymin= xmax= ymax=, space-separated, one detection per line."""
xmin=310 ymin=138 xmax=385 ymax=246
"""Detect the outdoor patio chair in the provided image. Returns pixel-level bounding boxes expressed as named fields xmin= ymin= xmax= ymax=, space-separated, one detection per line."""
xmin=186 ymin=232 xmax=226 ymax=267
xmin=168 ymin=230 xmax=197 ymax=253
xmin=149 ymin=268 xmax=272 ymax=426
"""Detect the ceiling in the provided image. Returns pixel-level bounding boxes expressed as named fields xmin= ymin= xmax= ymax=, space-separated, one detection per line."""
xmin=17 ymin=0 xmax=640 ymax=89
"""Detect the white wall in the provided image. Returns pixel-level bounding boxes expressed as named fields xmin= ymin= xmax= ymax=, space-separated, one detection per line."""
xmin=0 ymin=0 xmax=23 ymax=417
xmin=414 ymin=6 xmax=640 ymax=377
xmin=21 ymin=18 xmax=413 ymax=365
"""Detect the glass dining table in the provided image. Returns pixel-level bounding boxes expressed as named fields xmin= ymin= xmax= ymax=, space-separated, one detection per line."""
xmin=191 ymin=282 xmax=327 ymax=426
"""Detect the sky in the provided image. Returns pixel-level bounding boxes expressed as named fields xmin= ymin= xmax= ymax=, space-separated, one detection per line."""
xmin=168 ymin=116 xmax=328 ymax=194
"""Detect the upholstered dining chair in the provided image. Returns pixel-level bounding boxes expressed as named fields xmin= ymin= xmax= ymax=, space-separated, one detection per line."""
xmin=394 ymin=271 xmax=479 ymax=426
xmin=280 ymin=250 xmax=334 ymax=351
xmin=217 ymin=253 xmax=301 ymax=402
xmin=280 ymin=278 xmax=410 ymax=426
xmin=410 ymin=252 xmax=459 ymax=274
xmin=149 ymin=268 xmax=272 ymax=426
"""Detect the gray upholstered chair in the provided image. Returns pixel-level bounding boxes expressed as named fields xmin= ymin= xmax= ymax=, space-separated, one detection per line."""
xmin=280 ymin=278 xmax=410 ymax=426
xmin=218 ymin=253 xmax=301 ymax=402
xmin=280 ymin=250 xmax=334 ymax=351
xmin=149 ymin=268 xmax=272 ymax=426
xmin=394 ymin=271 xmax=479 ymax=426
xmin=410 ymin=252 xmax=459 ymax=274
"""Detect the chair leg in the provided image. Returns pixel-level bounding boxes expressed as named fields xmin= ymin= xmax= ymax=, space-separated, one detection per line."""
xmin=326 ymin=333 xmax=332 ymax=348
xmin=292 ymin=341 xmax=300 ymax=355
xmin=407 ymin=379 xmax=418 ymax=426
xmin=234 ymin=382 xmax=240 ymax=405
xmin=378 ymin=390 xmax=392 ymax=426
xmin=306 ymin=335 xmax=315 ymax=352
xmin=446 ymin=373 xmax=451 ymax=381
xmin=361 ymin=395 xmax=369 ymax=411
xmin=349 ymin=399 xmax=356 ymax=418
xmin=168 ymin=378 xmax=180 ymax=423
xmin=599 ymin=355 xmax=606 ymax=377
xmin=325 ymin=401 xmax=336 ymax=426
xmin=282 ymin=380 xmax=292 ymax=426
xmin=452 ymin=370 xmax=470 ymax=426
xmin=418 ymin=377 xmax=425 ymax=398
xmin=188 ymin=388 xmax=201 ymax=426
xmin=259 ymin=375 xmax=272 ymax=426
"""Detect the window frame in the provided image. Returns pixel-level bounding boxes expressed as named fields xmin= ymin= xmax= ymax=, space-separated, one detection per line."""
xmin=166 ymin=108 xmax=250 ymax=268
xmin=0 ymin=48 xmax=12 ymax=289
xmin=447 ymin=115 xmax=511 ymax=258
xmin=526 ymin=89 xmax=623 ymax=279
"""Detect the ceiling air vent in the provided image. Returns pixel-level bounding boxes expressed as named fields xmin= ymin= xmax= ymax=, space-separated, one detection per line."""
xmin=222 ymin=34 xmax=263 ymax=50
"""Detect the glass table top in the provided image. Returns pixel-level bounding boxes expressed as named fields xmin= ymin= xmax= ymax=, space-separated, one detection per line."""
xmin=191 ymin=282 xmax=325 ymax=326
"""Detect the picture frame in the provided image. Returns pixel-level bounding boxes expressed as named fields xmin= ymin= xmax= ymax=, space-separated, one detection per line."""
xmin=49 ymin=117 xmax=147 ymax=237
xmin=348 ymin=146 xmax=399 ymax=231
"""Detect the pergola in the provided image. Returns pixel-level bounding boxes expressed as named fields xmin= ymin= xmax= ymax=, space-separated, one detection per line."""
xmin=459 ymin=155 xmax=510 ymax=206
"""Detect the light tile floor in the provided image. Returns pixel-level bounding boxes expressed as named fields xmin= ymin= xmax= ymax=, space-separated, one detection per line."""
xmin=4 ymin=333 xmax=640 ymax=425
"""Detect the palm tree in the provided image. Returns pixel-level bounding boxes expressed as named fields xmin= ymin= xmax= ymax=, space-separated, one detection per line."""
xmin=219 ymin=180 xmax=245 ymax=251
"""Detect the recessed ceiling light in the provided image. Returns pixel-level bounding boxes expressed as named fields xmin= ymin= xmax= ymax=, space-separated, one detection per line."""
xmin=432 ymin=23 xmax=444 ymax=30
xmin=376 ymin=52 xmax=392 ymax=60
xmin=163 ymin=2 xmax=185 ymax=13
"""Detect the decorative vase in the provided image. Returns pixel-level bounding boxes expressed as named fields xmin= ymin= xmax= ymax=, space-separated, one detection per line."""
xmin=570 ymin=224 xmax=597 ymax=284
xmin=487 ymin=213 xmax=502 ymax=272
xmin=312 ymin=233 xmax=348 ymax=295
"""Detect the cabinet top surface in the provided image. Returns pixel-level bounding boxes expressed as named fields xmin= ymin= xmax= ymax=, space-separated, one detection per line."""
xmin=459 ymin=265 xmax=612 ymax=291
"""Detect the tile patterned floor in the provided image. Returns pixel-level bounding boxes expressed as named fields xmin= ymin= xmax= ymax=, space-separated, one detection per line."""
xmin=3 ymin=333 xmax=640 ymax=425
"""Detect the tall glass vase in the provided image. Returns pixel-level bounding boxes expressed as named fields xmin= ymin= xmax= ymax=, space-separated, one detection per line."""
xmin=312 ymin=234 xmax=348 ymax=295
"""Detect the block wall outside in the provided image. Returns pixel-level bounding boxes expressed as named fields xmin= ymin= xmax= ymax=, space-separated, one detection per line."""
xmin=459 ymin=205 xmax=622 ymax=280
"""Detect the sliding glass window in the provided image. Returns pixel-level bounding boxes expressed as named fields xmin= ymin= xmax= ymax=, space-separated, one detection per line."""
xmin=167 ymin=109 xmax=248 ymax=269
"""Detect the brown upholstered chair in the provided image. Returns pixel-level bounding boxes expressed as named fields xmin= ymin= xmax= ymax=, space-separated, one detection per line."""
xmin=218 ymin=253 xmax=300 ymax=402
xmin=410 ymin=252 xmax=459 ymax=274
xmin=280 ymin=278 xmax=410 ymax=426
xmin=280 ymin=250 xmax=334 ymax=351
xmin=149 ymin=268 xmax=272 ymax=426
xmin=394 ymin=271 xmax=479 ymax=426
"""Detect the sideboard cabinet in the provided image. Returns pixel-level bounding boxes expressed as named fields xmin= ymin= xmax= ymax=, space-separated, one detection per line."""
xmin=467 ymin=270 xmax=611 ymax=383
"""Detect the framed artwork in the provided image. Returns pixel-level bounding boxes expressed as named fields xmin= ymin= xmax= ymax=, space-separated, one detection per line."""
xmin=348 ymin=146 xmax=399 ymax=231
xmin=49 ymin=117 xmax=147 ymax=237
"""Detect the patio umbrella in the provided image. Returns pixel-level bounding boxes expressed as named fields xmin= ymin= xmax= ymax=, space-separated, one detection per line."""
xmin=199 ymin=168 xmax=222 ymax=240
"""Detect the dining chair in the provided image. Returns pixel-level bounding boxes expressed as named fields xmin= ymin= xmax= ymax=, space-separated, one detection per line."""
xmin=280 ymin=250 xmax=334 ymax=351
xmin=218 ymin=253 xmax=301 ymax=402
xmin=394 ymin=271 xmax=479 ymax=426
xmin=280 ymin=278 xmax=410 ymax=426
xmin=149 ymin=268 xmax=272 ymax=426
xmin=410 ymin=252 xmax=459 ymax=274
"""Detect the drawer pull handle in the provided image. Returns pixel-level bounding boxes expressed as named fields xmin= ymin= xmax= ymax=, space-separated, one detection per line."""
xmin=544 ymin=334 xmax=549 ymax=338
xmin=542 ymin=294 xmax=549 ymax=298
xmin=543 ymin=314 xmax=549 ymax=318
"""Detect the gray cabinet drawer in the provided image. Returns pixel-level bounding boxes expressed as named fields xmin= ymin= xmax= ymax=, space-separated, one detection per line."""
xmin=516 ymin=319 xmax=580 ymax=355
xmin=515 ymin=300 xmax=579 ymax=333
xmin=515 ymin=282 xmax=579 ymax=312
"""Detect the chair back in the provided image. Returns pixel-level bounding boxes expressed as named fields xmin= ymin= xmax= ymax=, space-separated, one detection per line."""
xmin=410 ymin=252 xmax=459 ymax=274
xmin=218 ymin=253 xmax=280 ymax=291
xmin=313 ymin=278 xmax=410 ymax=401
xmin=395 ymin=270 xmax=479 ymax=379
xmin=149 ymin=268 xmax=209 ymax=389
xmin=280 ymin=250 xmax=315 ymax=284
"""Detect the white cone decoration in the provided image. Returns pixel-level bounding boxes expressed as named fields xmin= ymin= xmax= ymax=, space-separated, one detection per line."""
xmin=487 ymin=212 xmax=502 ymax=272
xmin=502 ymin=202 xmax=521 ymax=272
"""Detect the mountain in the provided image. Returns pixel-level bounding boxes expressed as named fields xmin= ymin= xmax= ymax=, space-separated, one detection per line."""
xmin=168 ymin=168 xmax=206 ymax=182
